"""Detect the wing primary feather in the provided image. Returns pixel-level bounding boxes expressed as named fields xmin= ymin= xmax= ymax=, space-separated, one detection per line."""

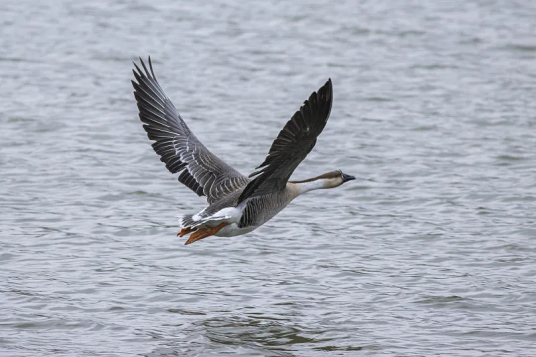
xmin=148 ymin=56 xmax=156 ymax=79
xmin=139 ymin=57 xmax=152 ymax=78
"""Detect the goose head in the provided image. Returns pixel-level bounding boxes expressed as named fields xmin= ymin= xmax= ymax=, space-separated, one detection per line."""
xmin=324 ymin=169 xmax=356 ymax=188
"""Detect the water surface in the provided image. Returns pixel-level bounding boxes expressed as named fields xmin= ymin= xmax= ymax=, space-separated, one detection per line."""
xmin=1 ymin=1 xmax=536 ymax=356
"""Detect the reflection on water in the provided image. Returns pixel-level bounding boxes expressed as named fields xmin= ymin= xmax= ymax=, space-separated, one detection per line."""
xmin=1 ymin=0 xmax=536 ymax=356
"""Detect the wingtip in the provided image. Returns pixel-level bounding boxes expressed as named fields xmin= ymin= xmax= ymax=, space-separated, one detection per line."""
xmin=139 ymin=57 xmax=151 ymax=78
xmin=148 ymin=55 xmax=156 ymax=78
xmin=321 ymin=78 xmax=333 ymax=102
xmin=133 ymin=56 xmax=157 ymax=79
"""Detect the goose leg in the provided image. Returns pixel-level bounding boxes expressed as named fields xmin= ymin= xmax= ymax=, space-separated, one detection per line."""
xmin=184 ymin=222 xmax=229 ymax=245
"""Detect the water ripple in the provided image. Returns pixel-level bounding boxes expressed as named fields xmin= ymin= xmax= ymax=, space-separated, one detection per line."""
xmin=1 ymin=0 xmax=536 ymax=356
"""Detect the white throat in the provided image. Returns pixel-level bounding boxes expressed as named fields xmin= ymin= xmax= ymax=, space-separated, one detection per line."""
xmin=294 ymin=179 xmax=327 ymax=195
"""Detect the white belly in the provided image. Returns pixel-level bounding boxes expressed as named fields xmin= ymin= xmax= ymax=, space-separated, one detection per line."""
xmin=214 ymin=223 xmax=258 ymax=237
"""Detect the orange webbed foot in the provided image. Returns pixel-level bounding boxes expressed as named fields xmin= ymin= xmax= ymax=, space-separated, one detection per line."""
xmin=177 ymin=227 xmax=196 ymax=237
xmin=184 ymin=222 xmax=229 ymax=245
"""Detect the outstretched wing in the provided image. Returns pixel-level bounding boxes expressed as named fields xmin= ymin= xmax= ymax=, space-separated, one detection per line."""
xmin=132 ymin=57 xmax=250 ymax=204
xmin=238 ymin=79 xmax=333 ymax=204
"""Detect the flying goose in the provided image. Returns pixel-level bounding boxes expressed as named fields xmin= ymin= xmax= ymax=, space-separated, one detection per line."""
xmin=132 ymin=58 xmax=355 ymax=245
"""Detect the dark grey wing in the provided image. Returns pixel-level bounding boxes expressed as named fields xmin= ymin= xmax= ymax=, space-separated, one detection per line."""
xmin=237 ymin=79 xmax=333 ymax=204
xmin=132 ymin=57 xmax=250 ymax=204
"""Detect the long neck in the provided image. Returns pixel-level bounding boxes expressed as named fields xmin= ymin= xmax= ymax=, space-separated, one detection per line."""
xmin=293 ymin=179 xmax=327 ymax=196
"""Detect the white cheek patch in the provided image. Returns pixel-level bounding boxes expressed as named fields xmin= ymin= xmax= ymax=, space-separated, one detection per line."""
xmin=322 ymin=177 xmax=343 ymax=189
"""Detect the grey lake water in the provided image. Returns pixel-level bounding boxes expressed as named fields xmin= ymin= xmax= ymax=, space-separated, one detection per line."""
xmin=1 ymin=1 xmax=536 ymax=356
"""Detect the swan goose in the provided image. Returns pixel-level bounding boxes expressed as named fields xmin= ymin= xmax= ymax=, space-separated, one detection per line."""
xmin=132 ymin=58 xmax=355 ymax=245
